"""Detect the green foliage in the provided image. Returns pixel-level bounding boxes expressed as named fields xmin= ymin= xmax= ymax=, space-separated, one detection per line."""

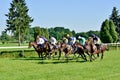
xmin=32 ymin=26 xmax=49 ymax=39
xmin=28 ymin=26 xmax=100 ymax=41
xmin=109 ymin=7 xmax=120 ymax=38
xmin=0 ymin=31 xmax=10 ymax=44
xmin=100 ymin=19 xmax=114 ymax=43
xmin=76 ymin=30 xmax=100 ymax=39
xmin=48 ymin=27 xmax=74 ymax=40
xmin=109 ymin=20 xmax=118 ymax=42
xmin=5 ymin=0 xmax=33 ymax=45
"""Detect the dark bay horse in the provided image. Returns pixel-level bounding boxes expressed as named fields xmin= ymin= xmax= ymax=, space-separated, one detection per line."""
xmin=72 ymin=42 xmax=87 ymax=61
xmin=28 ymin=41 xmax=51 ymax=59
xmin=57 ymin=41 xmax=73 ymax=61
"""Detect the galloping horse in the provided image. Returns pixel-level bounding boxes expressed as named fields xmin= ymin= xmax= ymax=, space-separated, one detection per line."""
xmin=57 ymin=41 xmax=73 ymax=61
xmin=85 ymin=37 xmax=109 ymax=61
xmin=84 ymin=37 xmax=98 ymax=61
xmin=72 ymin=42 xmax=87 ymax=61
xmin=28 ymin=41 xmax=51 ymax=59
xmin=95 ymin=44 xmax=109 ymax=59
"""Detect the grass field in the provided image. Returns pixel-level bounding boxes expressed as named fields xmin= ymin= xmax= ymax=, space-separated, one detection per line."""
xmin=0 ymin=50 xmax=120 ymax=80
xmin=0 ymin=42 xmax=28 ymax=47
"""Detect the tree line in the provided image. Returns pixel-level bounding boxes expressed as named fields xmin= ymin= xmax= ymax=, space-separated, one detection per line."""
xmin=0 ymin=0 xmax=120 ymax=45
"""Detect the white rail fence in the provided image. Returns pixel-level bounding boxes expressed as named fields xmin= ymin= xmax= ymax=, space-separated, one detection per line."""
xmin=106 ymin=43 xmax=120 ymax=50
xmin=0 ymin=46 xmax=28 ymax=49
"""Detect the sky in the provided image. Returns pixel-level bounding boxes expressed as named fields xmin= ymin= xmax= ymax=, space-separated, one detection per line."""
xmin=0 ymin=0 xmax=120 ymax=35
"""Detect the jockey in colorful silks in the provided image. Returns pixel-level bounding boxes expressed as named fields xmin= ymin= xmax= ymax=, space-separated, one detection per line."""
xmin=49 ymin=36 xmax=58 ymax=49
xmin=69 ymin=37 xmax=76 ymax=45
xmin=36 ymin=35 xmax=47 ymax=48
xmin=77 ymin=36 xmax=86 ymax=46
xmin=62 ymin=37 xmax=68 ymax=44
xmin=66 ymin=34 xmax=76 ymax=45
xmin=92 ymin=34 xmax=101 ymax=50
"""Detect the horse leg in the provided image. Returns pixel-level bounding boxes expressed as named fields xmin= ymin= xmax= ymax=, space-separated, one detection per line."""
xmin=86 ymin=52 xmax=92 ymax=62
xmin=97 ymin=53 xmax=99 ymax=57
xmin=38 ymin=52 xmax=40 ymax=58
xmin=73 ymin=54 xmax=76 ymax=59
xmin=82 ymin=52 xmax=87 ymax=61
xmin=40 ymin=52 xmax=43 ymax=60
xmin=77 ymin=52 xmax=87 ymax=61
xmin=52 ymin=50 xmax=57 ymax=59
xmin=58 ymin=50 xmax=61 ymax=60
xmin=101 ymin=51 xmax=104 ymax=59
xmin=65 ymin=53 xmax=69 ymax=62
xmin=92 ymin=53 xmax=97 ymax=60
xmin=72 ymin=50 xmax=77 ymax=59
xmin=47 ymin=52 xmax=51 ymax=59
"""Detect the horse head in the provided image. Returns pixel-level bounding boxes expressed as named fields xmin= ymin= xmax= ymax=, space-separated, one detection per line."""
xmin=101 ymin=44 xmax=109 ymax=51
xmin=28 ymin=41 xmax=34 ymax=48
xmin=28 ymin=41 xmax=38 ymax=50
xmin=87 ymin=37 xmax=93 ymax=45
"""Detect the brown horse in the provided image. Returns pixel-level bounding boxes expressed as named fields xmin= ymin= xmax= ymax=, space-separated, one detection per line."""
xmin=46 ymin=43 xmax=59 ymax=59
xmin=57 ymin=41 xmax=73 ymax=61
xmin=95 ymin=44 xmax=109 ymax=59
xmin=84 ymin=37 xmax=98 ymax=61
xmin=85 ymin=38 xmax=109 ymax=61
xmin=72 ymin=42 xmax=87 ymax=61
xmin=28 ymin=41 xmax=51 ymax=59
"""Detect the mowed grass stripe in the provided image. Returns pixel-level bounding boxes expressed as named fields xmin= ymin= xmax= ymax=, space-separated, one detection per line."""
xmin=0 ymin=50 xmax=120 ymax=80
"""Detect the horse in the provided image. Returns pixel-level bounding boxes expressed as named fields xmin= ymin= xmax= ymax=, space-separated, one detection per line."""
xmin=72 ymin=42 xmax=87 ymax=61
xmin=84 ymin=37 xmax=98 ymax=62
xmin=46 ymin=42 xmax=58 ymax=59
xmin=95 ymin=44 xmax=109 ymax=59
xmin=28 ymin=41 xmax=44 ymax=59
xmin=57 ymin=41 xmax=73 ymax=62
xmin=85 ymin=37 xmax=109 ymax=61
xmin=28 ymin=41 xmax=51 ymax=59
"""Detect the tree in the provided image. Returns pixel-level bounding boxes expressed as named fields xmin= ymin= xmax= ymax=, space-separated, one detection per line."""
xmin=5 ymin=0 xmax=33 ymax=46
xmin=0 ymin=31 xmax=9 ymax=44
xmin=109 ymin=20 xmax=118 ymax=42
xmin=100 ymin=19 xmax=113 ymax=43
xmin=109 ymin=7 xmax=120 ymax=38
xmin=32 ymin=26 xmax=49 ymax=40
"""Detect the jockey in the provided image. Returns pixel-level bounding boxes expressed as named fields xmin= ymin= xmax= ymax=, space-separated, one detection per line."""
xmin=92 ymin=34 xmax=101 ymax=50
xmin=49 ymin=36 xmax=57 ymax=49
xmin=66 ymin=34 xmax=76 ymax=45
xmin=62 ymin=36 xmax=68 ymax=44
xmin=35 ymin=35 xmax=47 ymax=48
xmin=92 ymin=34 xmax=98 ymax=44
xmin=70 ymin=37 xmax=76 ymax=45
xmin=76 ymin=36 xmax=86 ymax=50
xmin=77 ymin=36 xmax=86 ymax=45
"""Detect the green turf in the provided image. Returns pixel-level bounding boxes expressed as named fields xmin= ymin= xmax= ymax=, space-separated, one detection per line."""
xmin=0 ymin=50 xmax=120 ymax=80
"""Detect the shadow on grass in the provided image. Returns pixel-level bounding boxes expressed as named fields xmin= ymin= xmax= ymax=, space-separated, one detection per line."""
xmin=37 ymin=60 xmax=87 ymax=64
xmin=13 ymin=57 xmax=44 ymax=60
xmin=13 ymin=56 xmax=87 ymax=64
